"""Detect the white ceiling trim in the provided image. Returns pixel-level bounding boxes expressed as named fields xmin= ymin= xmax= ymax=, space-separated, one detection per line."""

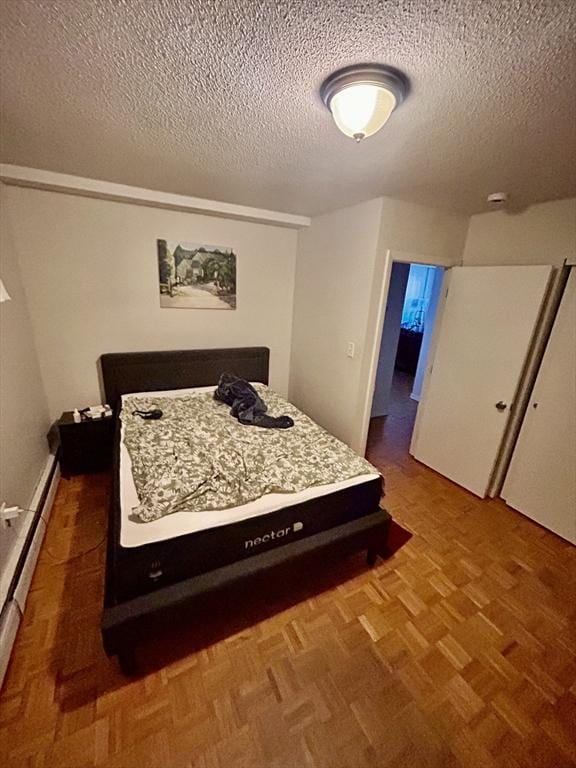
xmin=0 ymin=165 xmax=311 ymax=229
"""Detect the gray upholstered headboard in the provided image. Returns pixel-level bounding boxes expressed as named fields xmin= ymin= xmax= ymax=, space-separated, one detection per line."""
xmin=100 ymin=347 xmax=269 ymax=409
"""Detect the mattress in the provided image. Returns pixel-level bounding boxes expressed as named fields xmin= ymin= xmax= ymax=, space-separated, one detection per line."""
xmin=109 ymin=385 xmax=383 ymax=604
xmin=120 ymin=385 xmax=380 ymax=549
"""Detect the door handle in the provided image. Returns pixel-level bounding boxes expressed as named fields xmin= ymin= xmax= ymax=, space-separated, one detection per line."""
xmin=495 ymin=401 xmax=508 ymax=411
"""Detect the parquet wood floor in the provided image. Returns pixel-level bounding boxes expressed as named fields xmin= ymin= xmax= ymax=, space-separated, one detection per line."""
xmin=1 ymin=386 xmax=575 ymax=766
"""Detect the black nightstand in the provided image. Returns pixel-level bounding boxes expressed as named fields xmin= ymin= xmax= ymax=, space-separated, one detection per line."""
xmin=58 ymin=412 xmax=115 ymax=475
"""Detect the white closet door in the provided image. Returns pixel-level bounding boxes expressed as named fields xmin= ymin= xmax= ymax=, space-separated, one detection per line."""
xmin=411 ymin=265 xmax=552 ymax=497
xmin=502 ymin=270 xmax=576 ymax=543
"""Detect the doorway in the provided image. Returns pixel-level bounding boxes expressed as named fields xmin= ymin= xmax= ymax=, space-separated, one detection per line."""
xmin=366 ymin=262 xmax=444 ymax=463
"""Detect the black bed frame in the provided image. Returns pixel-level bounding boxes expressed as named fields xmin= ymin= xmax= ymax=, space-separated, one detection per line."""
xmin=100 ymin=347 xmax=390 ymax=674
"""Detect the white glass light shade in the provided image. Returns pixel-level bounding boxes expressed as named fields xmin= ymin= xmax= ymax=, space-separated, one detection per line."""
xmin=330 ymin=83 xmax=396 ymax=141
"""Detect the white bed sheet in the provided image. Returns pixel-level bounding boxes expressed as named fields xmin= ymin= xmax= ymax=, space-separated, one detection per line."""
xmin=119 ymin=385 xmax=379 ymax=548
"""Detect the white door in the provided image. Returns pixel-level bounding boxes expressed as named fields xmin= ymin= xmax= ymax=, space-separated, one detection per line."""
xmin=410 ymin=265 xmax=552 ymax=497
xmin=502 ymin=269 xmax=576 ymax=542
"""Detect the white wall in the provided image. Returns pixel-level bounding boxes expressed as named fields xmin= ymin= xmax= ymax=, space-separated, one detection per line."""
xmin=0 ymin=186 xmax=51 ymax=598
xmin=463 ymin=198 xmax=576 ymax=266
xmin=378 ymin=198 xmax=468 ymax=265
xmin=3 ymin=186 xmax=298 ymax=418
xmin=0 ymin=187 xmax=51 ymax=507
xmin=371 ymin=263 xmax=409 ymax=417
xmin=289 ymin=198 xmax=384 ymax=446
xmin=290 ymin=196 xmax=469 ymax=452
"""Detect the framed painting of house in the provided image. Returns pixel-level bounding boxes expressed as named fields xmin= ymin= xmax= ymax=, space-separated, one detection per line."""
xmin=157 ymin=239 xmax=237 ymax=309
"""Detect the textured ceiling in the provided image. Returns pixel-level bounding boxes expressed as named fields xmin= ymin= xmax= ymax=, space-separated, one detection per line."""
xmin=1 ymin=0 xmax=575 ymax=216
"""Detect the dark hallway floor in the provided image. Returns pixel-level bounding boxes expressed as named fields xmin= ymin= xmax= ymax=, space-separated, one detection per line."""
xmin=367 ymin=370 xmax=418 ymax=470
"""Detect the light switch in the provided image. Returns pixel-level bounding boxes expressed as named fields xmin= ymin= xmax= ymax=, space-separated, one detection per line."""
xmin=346 ymin=342 xmax=355 ymax=358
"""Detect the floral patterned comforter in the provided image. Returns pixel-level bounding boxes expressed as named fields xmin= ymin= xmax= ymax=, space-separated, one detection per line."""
xmin=122 ymin=385 xmax=380 ymax=522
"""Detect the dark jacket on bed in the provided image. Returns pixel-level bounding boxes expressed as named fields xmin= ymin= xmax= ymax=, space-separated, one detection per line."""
xmin=214 ymin=373 xmax=294 ymax=429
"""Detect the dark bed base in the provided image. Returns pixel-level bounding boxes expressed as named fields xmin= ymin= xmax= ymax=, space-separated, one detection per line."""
xmin=109 ymin=466 xmax=384 ymax=604
xmin=104 ymin=508 xmax=390 ymax=673
xmin=99 ymin=347 xmax=391 ymax=673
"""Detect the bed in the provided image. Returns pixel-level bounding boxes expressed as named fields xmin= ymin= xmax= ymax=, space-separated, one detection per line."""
xmin=100 ymin=347 xmax=391 ymax=673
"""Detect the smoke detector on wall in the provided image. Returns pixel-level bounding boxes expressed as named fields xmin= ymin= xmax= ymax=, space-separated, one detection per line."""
xmin=487 ymin=192 xmax=509 ymax=207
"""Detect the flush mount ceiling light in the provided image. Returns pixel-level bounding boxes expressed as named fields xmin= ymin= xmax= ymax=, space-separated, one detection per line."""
xmin=320 ymin=64 xmax=408 ymax=143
